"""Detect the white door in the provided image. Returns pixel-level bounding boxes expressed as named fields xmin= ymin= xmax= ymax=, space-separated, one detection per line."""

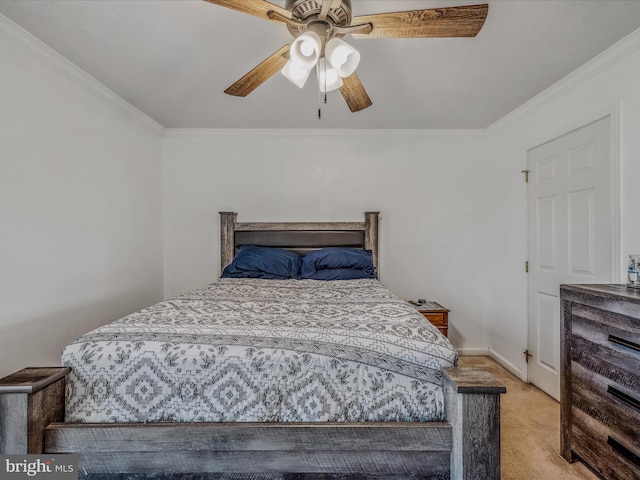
xmin=527 ymin=116 xmax=612 ymax=400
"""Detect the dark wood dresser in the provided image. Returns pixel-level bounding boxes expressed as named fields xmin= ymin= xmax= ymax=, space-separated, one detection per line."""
xmin=560 ymin=284 xmax=640 ymax=480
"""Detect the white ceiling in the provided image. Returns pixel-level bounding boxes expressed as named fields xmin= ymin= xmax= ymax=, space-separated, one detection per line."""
xmin=1 ymin=0 xmax=640 ymax=129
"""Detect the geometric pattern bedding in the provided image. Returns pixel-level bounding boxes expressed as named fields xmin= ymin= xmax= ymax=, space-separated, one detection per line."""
xmin=62 ymin=278 xmax=458 ymax=423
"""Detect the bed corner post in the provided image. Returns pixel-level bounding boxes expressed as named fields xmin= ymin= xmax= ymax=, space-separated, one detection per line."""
xmin=219 ymin=212 xmax=237 ymax=275
xmin=0 ymin=367 xmax=70 ymax=454
xmin=364 ymin=211 xmax=379 ymax=277
xmin=443 ymin=367 xmax=506 ymax=480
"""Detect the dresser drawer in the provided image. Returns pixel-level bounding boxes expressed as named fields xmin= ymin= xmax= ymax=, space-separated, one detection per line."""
xmin=571 ymin=304 xmax=640 ymax=354
xmin=435 ymin=326 xmax=448 ymax=337
xmin=572 ymin=407 xmax=640 ymax=480
xmin=423 ymin=313 xmax=445 ymax=326
xmin=571 ymin=362 xmax=640 ymax=444
xmin=571 ymin=340 xmax=640 ymax=394
xmin=571 ymin=308 xmax=640 ymax=373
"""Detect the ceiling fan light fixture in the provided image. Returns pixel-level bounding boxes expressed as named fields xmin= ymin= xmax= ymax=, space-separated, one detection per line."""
xmin=289 ymin=31 xmax=322 ymax=69
xmin=325 ymin=38 xmax=360 ymax=78
xmin=281 ymin=59 xmax=312 ymax=88
xmin=211 ymin=0 xmax=489 ymax=113
xmin=316 ymin=57 xmax=343 ymax=93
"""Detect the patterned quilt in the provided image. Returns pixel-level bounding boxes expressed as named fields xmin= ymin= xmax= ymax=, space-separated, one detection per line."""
xmin=62 ymin=279 xmax=458 ymax=423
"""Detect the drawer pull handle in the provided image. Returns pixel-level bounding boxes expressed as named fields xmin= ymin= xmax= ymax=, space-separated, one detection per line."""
xmin=608 ymin=334 xmax=640 ymax=353
xmin=607 ymin=385 xmax=640 ymax=412
xmin=608 ymin=437 xmax=640 ymax=467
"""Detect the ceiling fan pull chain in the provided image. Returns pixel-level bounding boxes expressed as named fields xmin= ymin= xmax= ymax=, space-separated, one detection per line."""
xmin=322 ymin=23 xmax=331 ymax=108
xmin=316 ymin=59 xmax=326 ymax=119
xmin=318 ymin=85 xmax=323 ymax=119
xmin=323 ymin=59 xmax=327 ymax=96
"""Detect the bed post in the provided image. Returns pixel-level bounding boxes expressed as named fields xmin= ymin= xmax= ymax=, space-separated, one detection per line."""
xmin=364 ymin=211 xmax=379 ymax=277
xmin=443 ymin=367 xmax=506 ymax=480
xmin=0 ymin=367 xmax=69 ymax=454
xmin=219 ymin=211 xmax=237 ymax=275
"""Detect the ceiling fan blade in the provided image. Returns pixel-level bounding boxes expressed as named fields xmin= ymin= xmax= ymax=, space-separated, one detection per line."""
xmin=225 ymin=44 xmax=291 ymax=97
xmin=339 ymin=72 xmax=372 ymax=113
xmin=203 ymin=0 xmax=292 ymax=23
xmin=351 ymin=4 xmax=488 ymax=39
xmin=318 ymin=0 xmax=343 ymax=21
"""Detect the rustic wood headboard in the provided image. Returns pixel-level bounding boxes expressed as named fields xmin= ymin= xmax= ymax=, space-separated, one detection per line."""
xmin=219 ymin=212 xmax=379 ymax=277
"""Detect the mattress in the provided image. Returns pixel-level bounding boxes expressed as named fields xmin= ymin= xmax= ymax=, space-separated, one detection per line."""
xmin=62 ymin=278 xmax=458 ymax=423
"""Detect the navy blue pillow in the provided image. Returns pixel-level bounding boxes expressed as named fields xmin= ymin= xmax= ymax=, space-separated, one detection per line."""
xmin=301 ymin=247 xmax=375 ymax=280
xmin=222 ymin=246 xmax=301 ymax=279
xmin=303 ymin=267 xmax=374 ymax=281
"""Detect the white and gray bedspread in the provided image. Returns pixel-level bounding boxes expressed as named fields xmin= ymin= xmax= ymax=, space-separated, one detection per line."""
xmin=62 ymin=278 xmax=458 ymax=423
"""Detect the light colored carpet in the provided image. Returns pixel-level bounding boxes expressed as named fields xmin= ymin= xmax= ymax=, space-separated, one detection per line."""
xmin=458 ymin=356 xmax=598 ymax=480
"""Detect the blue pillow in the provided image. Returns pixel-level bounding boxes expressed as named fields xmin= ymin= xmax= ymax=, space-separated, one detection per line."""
xmin=303 ymin=267 xmax=374 ymax=281
xmin=222 ymin=246 xmax=301 ymax=279
xmin=301 ymin=247 xmax=375 ymax=280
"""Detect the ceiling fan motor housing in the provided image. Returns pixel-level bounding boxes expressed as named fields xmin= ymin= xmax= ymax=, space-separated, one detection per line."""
xmin=285 ymin=0 xmax=352 ymax=37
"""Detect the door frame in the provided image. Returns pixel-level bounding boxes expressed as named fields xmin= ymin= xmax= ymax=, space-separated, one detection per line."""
xmin=522 ymin=104 xmax=621 ymax=383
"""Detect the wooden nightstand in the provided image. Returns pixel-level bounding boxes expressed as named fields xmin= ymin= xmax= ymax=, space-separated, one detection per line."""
xmin=414 ymin=301 xmax=449 ymax=337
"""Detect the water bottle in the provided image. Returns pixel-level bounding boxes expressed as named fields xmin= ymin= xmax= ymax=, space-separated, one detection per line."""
xmin=628 ymin=254 xmax=640 ymax=288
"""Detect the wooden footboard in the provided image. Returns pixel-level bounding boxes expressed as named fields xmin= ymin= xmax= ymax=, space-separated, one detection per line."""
xmin=443 ymin=367 xmax=506 ymax=480
xmin=0 ymin=367 xmax=69 ymax=454
xmin=0 ymin=366 xmax=505 ymax=480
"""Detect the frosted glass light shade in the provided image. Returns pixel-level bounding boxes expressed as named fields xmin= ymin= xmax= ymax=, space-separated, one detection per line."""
xmin=290 ymin=31 xmax=322 ymax=70
xmin=316 ymin=58 xmax=343 ymax=93
xmin=325 ymin=38 xmax=360 ymax=78
xmin=281 ymin=59 xmax=312 ymax=88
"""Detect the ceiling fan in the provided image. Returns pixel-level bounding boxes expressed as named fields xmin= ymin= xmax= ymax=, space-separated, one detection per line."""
xmin=204 ymin=0 xmax=488 ymax=113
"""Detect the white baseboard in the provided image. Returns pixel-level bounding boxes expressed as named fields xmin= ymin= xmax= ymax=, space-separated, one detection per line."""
xmin=488 ymin=347 xmax=525 ymax=381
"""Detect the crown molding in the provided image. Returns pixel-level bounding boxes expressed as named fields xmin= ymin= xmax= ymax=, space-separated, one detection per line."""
xmin=0 ymin=14 xmax=165 ymax=136
xmin=163 ymin=128 xmax=485 ymax=139
xmin=486 ymin=26 xmax=640 ymax=135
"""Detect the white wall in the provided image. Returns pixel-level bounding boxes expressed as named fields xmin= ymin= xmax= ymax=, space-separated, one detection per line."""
xmin=484 ymin=29 xmax=640 ymax=377
xmin=163 ymin=130 xmax=492 ymax=354
xmin=0 ymin=19 xmax=164 ymax=378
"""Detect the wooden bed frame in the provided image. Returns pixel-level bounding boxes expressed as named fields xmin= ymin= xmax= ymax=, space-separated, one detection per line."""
xmin=0 ymin=212 xmax=505 ymax=480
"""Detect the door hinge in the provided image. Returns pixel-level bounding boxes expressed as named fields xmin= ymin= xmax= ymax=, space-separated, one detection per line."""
xmin=525 ymin=260 xmax=529 ymax=273
xmin=521 ymin=170 xmax=530 ymax=183
xmin=524 ymin=349 xmax=533 ymax=363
